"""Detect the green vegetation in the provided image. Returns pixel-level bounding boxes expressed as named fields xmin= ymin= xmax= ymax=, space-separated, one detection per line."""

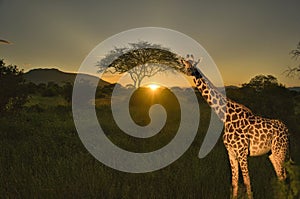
xmin=272 ymin=160 xmax=300 ymax=199
xmin=0 ymin=66 xmax=300 ymax=198
xmin=0 ymin=60 xmax=28 ymax=114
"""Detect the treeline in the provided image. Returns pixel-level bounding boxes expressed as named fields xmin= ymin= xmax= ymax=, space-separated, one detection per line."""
xmin=2 ymin=59 xmax=300 ymax=120
xmin=226 ymin=75 xmax=299 ymax=125
xmin=26 ymin=81 xmax=114 ymax=101
xmin=0 ymin=59 xmax=116 ymax=113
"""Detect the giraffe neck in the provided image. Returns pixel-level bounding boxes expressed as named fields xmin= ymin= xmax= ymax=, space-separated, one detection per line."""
xmin=194 ymin=77 xmax=227 ymax=122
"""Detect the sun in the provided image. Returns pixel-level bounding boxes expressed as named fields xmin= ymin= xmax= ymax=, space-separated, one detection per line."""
xmin=148 ymin=84 xmax=160 ymax=91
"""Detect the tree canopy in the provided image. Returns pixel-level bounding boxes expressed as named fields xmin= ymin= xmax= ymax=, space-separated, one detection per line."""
xmin=97 ymin=41 xmax=183 ymax=87
xmin=241 ymin=74 xmax=281 ymax=91
xmin=227 ymin=75 xmax=294 ymax=123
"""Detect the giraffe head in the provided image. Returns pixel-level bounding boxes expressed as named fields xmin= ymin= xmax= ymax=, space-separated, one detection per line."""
xmin=180 ymin=55 xmax=202 ymax=79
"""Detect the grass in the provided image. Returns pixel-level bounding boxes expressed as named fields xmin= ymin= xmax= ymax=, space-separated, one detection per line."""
xmin=0 ymin=106 xmax=230 ymax=198
xmin=0 ymin=92 xmax=299 ymax=198
xmin=25 ymin=95 xmax=68 ymax=107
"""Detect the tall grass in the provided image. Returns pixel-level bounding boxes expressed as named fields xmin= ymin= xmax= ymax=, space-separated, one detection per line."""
xmin=0 ymin=93 xmax=299 ymax=198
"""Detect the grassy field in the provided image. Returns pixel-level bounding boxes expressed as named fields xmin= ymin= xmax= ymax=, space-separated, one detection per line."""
xmin=25 ymin=95 xmax=68 ymax=107
xmin=1 ymin=89 xmax=299 ymax=198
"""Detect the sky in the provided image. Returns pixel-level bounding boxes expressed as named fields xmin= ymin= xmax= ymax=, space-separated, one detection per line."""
xmin=0 ymin=0 xmax=300 ymax=86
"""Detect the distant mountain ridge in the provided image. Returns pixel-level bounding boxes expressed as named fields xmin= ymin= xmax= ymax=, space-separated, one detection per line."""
xmin=288 ymin=87 xmax=300 ymax=92
xmin=24 ymin=68 xmax=110 ymax=86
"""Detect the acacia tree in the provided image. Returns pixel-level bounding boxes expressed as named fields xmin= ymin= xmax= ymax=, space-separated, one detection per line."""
xmin=97 ymin=41 xmax=183 ymax=88
xmin=285 ymin=41 xmax=300 ymax=78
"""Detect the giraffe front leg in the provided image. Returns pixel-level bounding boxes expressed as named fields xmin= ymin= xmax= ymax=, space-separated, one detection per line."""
xmin=239 ymin=155 xmax=253 ymax=199
xmin=239 ymin=156 xmax=253 ymax=199
xmin=228 ymin=152 xmax=239 ymax=199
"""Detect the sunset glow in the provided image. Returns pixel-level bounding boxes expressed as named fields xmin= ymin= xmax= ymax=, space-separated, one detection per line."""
xmin=148 ymin=84 xmax=160 ymax=91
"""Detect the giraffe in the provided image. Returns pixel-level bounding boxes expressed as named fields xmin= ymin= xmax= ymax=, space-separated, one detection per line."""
xmin=181 ymin=56 xmax=289 ymax=199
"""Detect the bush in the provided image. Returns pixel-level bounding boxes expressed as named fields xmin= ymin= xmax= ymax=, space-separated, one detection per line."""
xmin=0 ymin=59 xmax=28 ymax=113
xmin=272 ymin=160 xmax=300 ymax=199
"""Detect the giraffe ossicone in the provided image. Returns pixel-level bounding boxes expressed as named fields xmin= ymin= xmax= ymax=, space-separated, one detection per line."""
xmin=181 ymin=56 xmax=289 ymax=199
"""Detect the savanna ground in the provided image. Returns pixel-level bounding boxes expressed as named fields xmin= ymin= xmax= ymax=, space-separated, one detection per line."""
xmin=1 ymin=82 xmax=300 ymax=199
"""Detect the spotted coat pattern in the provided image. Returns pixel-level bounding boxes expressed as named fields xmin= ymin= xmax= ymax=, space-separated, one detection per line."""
xmin=182 ymin=59 xmax=289 ymax=199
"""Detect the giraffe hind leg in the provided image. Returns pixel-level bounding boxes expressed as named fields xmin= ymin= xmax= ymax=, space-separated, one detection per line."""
xmin=269 ymin=136 xmax=288 ymax=180
xmin=269 ymin=151 xmax=287 ymax=180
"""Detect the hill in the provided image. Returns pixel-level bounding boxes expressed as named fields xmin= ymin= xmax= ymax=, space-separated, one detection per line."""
xmin=289 ymin=87 xmax=300 ymax=92
xmin=24 ymin=68 xmax=110 ymax=86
